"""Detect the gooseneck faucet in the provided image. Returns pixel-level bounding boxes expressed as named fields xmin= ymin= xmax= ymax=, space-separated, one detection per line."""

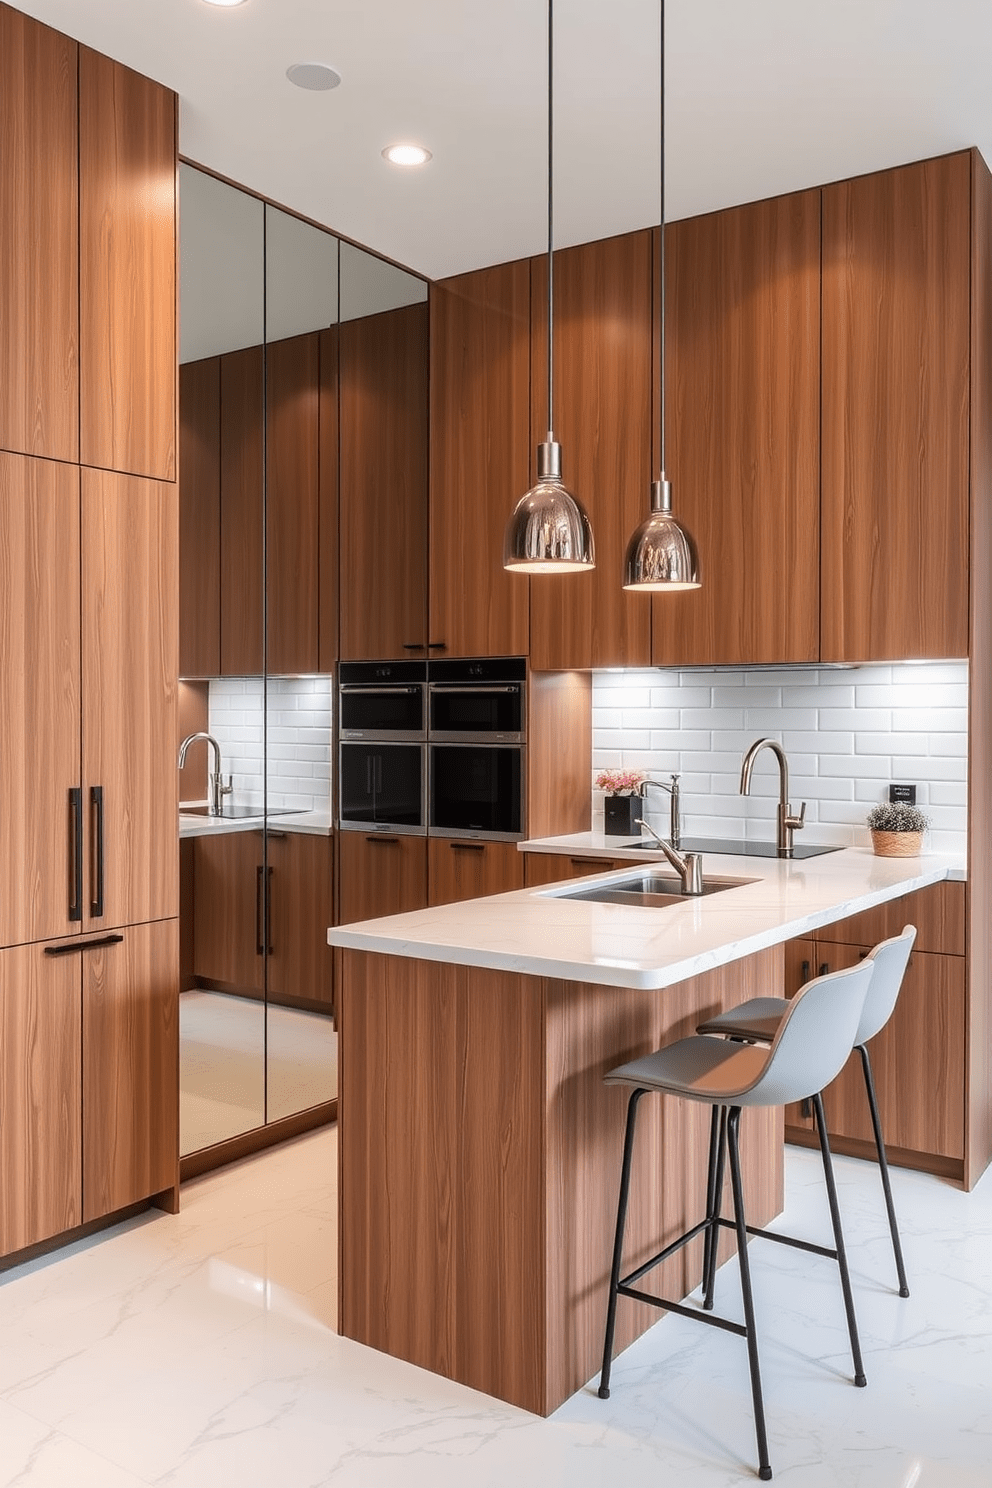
xmin=739 ymin=738 xmax=806 ymax=857
xmin=639 ymin=773 xmax=682 ymax=849
xmin=634 ymin=816 xmax=704 ymax=895
xmin=178 ymin=732 xmax=232 ymax=817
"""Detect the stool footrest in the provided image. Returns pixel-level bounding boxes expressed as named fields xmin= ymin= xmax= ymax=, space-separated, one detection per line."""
xmin=617 ymin=1283 xmax=748 ymax=1339
xmin=713 ymin=1215 xmax=837 ymax=1262
xmin=622 ymin=1217 xmax=711 ymax=1290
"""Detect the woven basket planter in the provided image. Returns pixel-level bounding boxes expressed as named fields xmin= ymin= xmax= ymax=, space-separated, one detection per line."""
xmin=870 ymin=829 xmax=924 ymax=858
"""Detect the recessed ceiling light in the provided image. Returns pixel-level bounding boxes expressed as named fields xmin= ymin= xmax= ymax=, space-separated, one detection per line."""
xmin=202 ymin=0 xmax=247 ymax=8
xmin=286 ymin=62 xmax=342 ymax=92
xmin=382 ymin=144 xmax=432 ymax=167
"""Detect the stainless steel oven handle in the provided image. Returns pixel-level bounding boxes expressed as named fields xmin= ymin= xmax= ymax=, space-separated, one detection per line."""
xmin=341 ymin=685 xmax=422 ymax=695
xmin=429 ymin=685 xmax=521 ymax=694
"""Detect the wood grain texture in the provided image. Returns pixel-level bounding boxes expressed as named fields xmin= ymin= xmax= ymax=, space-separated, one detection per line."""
xmin=179 ymin=838 xmax=196 ymax=993
xmin=339 ymin=304 xmax=429 ymax=660
xmin=523 ymin=852 xmax=621 ymax=888
xmin=79 ymin=48 xmax=176 ymax=481
xmin=337 ymin=832 xmax=428 ymax=924
xmin=526 ymin=670 xmax=592 ymax=840
xmin=429 ymin=263 xmax=531 ymax=657
xmin=0 ymin=941 xmax=81 ymax=1254
xmin=82 ymin=918 xmax=179 ymax=1221
xmin=814 ymin=881 xmax=965 ymax=957
xmin=821 ymin=152 xmax=971 ymax=661
xmin=265 ymin=831 xmax=334 ymax=1006
xmin=220 ymin=346 xmax=264 ymax=675
xmin=782 ymin=937 xmax=816 ymax=1130
xmin=0 ymin=5 xmax=78 ymax=461
xmin=81 ymin=469 xmax=179 ymax=929
xmin=655 ymin=193 xmax=821 ymax=664
xmin=177 ymin=679 xmax=209 ymax=803
xmin=191 ymin=830 xmax=263 ymax=992
xmin=427 ymin=838 xmax=524 ymax=907
xmin=0 ymin=454 xmax=81 ymax=946
xmin=318 ymin=326 xmax=339 ymax=672
xmin=529 ymin=232 xmax=653 ymax=670
xmin=266 ymin=333 xmax=319 ymax=673
xmin=179 ymin=358 xmax=221 ymax=677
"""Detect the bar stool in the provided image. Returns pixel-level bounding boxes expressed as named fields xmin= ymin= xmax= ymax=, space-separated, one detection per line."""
xmin=598 ymin=959 xmax=875 ymax=1482
xmin=696 ymin=925 xmax=915 ymax=1298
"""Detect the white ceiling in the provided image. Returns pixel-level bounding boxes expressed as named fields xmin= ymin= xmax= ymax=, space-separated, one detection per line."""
xmin=14 ymin=0 xmax=992 ymax=281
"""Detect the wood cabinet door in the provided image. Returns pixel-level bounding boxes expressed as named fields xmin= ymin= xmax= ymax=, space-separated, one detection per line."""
xmin=179 ymin=357 xmax=221 ymax=678
xmin=82 ymin=918 xmax=179 ymax=1220
xmin=0 ymin=941 xmax=82 ymax=1254
xmin=337 ymin=832 xmax=428 ymax=923
xmin=81 ymin=469 xmax=179 ymax=931
xmin=318 ymin=326 xmax=339 ymax=671
xmin=428 ymin=838 xmax=524 ymax=907
xmin=0 ymin=7 xmax=78 ymax=462
xmin=529 ymin=233 xmax=653 ymax=670
xmin=220 ymin=345 xmax=264 ymax=675
xmin=523 ymin=852 xmax=620 ymax=888
xmin=265 ymin=831 xmax=334 ymax=1007
xmin=429 ymin=263 xmax=531 ymax=658
xmin=654 ymin=192 xmax=821 ymax=664
xmin=191 ymin=830 xmax=263 ymax=992
xmin=0 ymin=454 xmax=81 ymax=947
xmin=816 ymin=880 xmax=965 ymax=958
xmin=266 ymin=333 xmax=319 ymax=674
xmin=821 ymin=153 xmax=971 ymax=661
xmin=339 ymin=303 xmax=429 ymax=660
xmin=79 ymin=48 xmax=176 ymax=481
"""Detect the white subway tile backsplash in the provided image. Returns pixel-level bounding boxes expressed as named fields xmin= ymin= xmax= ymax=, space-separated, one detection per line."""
xmin=208 ymin=676 xmax=333 ymax=813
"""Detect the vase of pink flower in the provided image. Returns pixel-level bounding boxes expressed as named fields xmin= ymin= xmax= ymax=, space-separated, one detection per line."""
xmin=596 ymin=769 xmax=645 ymax=837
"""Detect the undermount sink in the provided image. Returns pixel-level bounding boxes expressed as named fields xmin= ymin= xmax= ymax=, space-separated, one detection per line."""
xmin=559 ymin=871 xmax=759 ymax=909
xmin=628 ymin=836 xmax=843 ymax=860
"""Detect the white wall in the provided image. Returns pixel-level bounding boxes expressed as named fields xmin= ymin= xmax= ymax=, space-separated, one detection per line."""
xmin=592 ymin=661 xmax=968 ymax=854
xmin=207 ymin=677 xmax=332 ymax=813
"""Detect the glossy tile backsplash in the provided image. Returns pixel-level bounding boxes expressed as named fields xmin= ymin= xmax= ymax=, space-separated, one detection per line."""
xmin=207 ymin=676 xmax=332 ymax=813
xmin=592 ymin=662 xmax=968 ymax=853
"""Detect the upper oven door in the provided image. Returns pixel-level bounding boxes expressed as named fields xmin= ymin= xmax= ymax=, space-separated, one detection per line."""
xmin=340 ymin=684 xmax=426 ymax=739
xmin=428 ymin=683 xmax=524 ymax=742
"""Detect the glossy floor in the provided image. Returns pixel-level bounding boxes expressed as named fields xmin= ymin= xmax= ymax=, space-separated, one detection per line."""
xmin=0 ymin=1132 xmax=988 ymax=1486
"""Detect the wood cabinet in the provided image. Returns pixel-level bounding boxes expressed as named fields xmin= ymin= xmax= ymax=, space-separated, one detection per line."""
xmin=340 ymin=303 xmax=429 ymax=660
xmin=265 ymin=831 xmax=334 ymax=1008
xmin=220 ymin=345 xmax=264 ymax=675
xmin=0 ymin=5 xmax=78 ymax=463
xmin=179 ymin=357 xmax=221 ymax=677
xmin=429 ymin=262 xmax=531 ymax=658
xmin=266 ymin=333 xmax=320 ymax=674
xmin=190 ymin=830 xmax=262 ymax=992
xmin=428 ymin=838 xmax=524 ymax=908
xmin=523 ymin=852 xmax=622 ymax=888
xmin=79 ymin=47 xmax=176 ymax=481
xmin=318 ymin=326 xmax=339 ymax=671
xmin=338 ymin=833 xmax=428 ymax=924
xmin=821 ymin=153 xmax=971 ymax=661
xmin=655 ymin=192 xmax=821 ymax=664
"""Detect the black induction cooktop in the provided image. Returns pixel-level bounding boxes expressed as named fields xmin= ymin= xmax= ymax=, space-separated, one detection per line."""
xmin=630 ymin=837 xmax=842 ymax=860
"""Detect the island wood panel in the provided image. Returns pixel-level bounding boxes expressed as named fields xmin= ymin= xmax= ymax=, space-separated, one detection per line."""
xmin=0 ymin=941 xmax=81 ymax=1254
xmin=821 ymin=152 xmax=971 ymax=661
xmin=654 ymin=192 xmax=820 ymax=664
xmin=782 ymin=937 xmax=817 ymax=1131
xmin=429 ymin=262 xmax=531 ymax=658
xmin=428 ymin=838 xmax=524 ymax=907
xmin=318 ymin=326 xmax=339 ymax=671
xmin=220 ymin=345 xmax=264 ymax=675
xmin=814 ymin=880 xmax=965 ymax=957
xmin=81 ymin=470 xmax=178 ymax=931
xmin=339 ymin=303 xmax=429 ymax=660
xmin=79 ymin=48 xmax=176 ymax=481
xmin=265 ymin=831 xmax=334 ymax=1008
xmin=337 ymin=832 xmax=428 ymax=924
xmin=526 ymin=670 xmax=592 ymax=841
xmin=0 ymin=454 xmax=81 ymax=947
xmin=178 ymin=358 xmax=221 ymax=678
xmin=523 ymin=852 xmax=621 ymax=888
xmin=529 ymin=233 xmax=653 ymax=671
xmin=266 ymin=332 xmax=319 ymax=674
xmin=191 ymin=830 xmax=263 ymax=992
xmin=82 ymin=918 xmax=179 ymax=1221
xmin=0 ymin=6 xmax=78 ymax=462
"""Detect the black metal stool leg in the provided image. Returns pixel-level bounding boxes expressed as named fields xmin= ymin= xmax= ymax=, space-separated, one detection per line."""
xmin=726 ymin=1107 xmax=772 ymax=1481
xmin=599 ymin=1088 xmax=645 ymax=1400
xmin=701 ymin=1103 xmax=721 ymax=1301
xmin=858 ymin=1043 xmax=910 ymax=1298
xmin=811 ymin=1092 xmax=867 ymax=1387
xmin=703 ymin=1105 xmax=728 ymax=1310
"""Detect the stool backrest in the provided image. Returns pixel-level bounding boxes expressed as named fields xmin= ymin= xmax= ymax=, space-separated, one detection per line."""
xmin=857 ymin=925 xmax=916 ymax=1045
xmin=744 ymin=960 xmax=875 ymax=1108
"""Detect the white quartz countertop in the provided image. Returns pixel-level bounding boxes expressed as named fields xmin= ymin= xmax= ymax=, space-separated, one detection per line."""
xmin=179 ymin=806 xmax=332 ymax=839
xmin=326 ymin=844 xmax=966 ymax=991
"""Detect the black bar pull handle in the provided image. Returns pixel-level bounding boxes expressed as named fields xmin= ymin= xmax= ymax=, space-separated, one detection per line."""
xmin=366 ymin=835 xmax=399 ymax=844
xmin=819 ymin=962 xmax=830 ymax=977
xmin=266 ymin=865 xmax=274 ymax=954
xmin=255 ymin=865 xmax=264 ymax=956
xmin=45 ymin=932 xmax=124 ymax=958
xmin=402 ymin=642 xmax=425 ymax=650
xmin=90 ymin=786 xmax=105 ymax=918
xmin=450 ymin=841 xmax=485 ymax=852
xmin=68 ymin=787 xmax=83 ymax=922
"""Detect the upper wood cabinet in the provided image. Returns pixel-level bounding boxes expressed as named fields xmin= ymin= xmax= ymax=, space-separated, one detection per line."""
xmin=266 ymin=332 xmax=320 ymax=674
xmin=318 ymin=326 xmax=340 ymax=671
xmin=220 ymin=345 xmax=265 ymax=675
xmin=339 ymin=303 xmax=429 ymax=660
xmin=179 ymin=357 xmax=221 ymax=678
xmin=0 ymin=6 xmax=78 ymax=463
xmin=821 ymin=152 xmax=971 ymax=661
xmin=529 ymin=233 xmax=654 ymax=671
xmin=654 ymin=192 xmax=821 ymax=665
xmin=430 ymin=263 xmax=531 ymax=658
xmin=79 ymin=48 xmax=177 ymax=481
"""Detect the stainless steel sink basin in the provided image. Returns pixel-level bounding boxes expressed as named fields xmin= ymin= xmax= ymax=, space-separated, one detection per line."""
xmin=559 ymin=871 xmax=758 ymax=908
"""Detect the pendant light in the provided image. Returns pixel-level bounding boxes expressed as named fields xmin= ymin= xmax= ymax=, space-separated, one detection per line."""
xmin=503 ymin=0 xmax=595 ymax=574
xmin=623 ymin=0 xmax=700 ymax=592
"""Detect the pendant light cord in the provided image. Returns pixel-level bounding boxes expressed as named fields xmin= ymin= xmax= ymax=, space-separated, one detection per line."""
xmin=547 ymin=0 xmax=555 ymax=443
xmin=658 ymin=0 xmax=666 ymax=477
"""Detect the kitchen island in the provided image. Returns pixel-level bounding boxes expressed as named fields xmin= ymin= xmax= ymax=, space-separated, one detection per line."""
xmin=328 ymin=847 xmax=962 ymax=1415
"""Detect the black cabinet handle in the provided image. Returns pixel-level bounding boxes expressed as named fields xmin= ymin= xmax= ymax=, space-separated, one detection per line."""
xmin=450 ymin=841 xmax=485 ymax=852
xmin=68 ymin=787 xmax=83 ymax=922
xmin=90 ymin=786 xmax=105 ymax=918
xmin=402 ymin=642 xmax=425 ymax=650
xmin=255 ymin=865 xmax=264 ymax=956
xmin=366 ymin=835 xmax=399 ymax=845
xmin=427 ymin=641 xmax=447 ymax=650
xmin=45 ymin=932 xmax=123 ymax=958
xmin=819 ymin=962 xmax=829 ymax=977
xmin=266 ymin=865 xmax=274 ymax=955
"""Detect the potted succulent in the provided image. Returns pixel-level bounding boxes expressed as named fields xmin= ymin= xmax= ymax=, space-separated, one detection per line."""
xmin=596 ymin=769 xmax=645 ymax=837
xmin=866 ymin=802 xmax=930 ymax=857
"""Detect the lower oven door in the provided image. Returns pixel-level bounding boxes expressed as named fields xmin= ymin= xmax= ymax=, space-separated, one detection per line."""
xmin=429 ymin=744 xmax=524 ymax=840
xmin=339 ymin=742 xmax=426 ymax=834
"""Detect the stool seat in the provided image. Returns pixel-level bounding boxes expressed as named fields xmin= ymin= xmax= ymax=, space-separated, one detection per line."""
xmin=695 ymin=997 xmax=788 ymax=1044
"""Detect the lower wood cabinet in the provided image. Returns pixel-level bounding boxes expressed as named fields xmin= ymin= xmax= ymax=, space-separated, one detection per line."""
xmin=428 ymin=838 xmax=524 ymax=907
xmin=264 ymin=831 xmax=334 ymax=1008
xmin=337 ymin=832 xmax=428 ymax=924
xmin=523 ymin=851 xmax=624 ymax=888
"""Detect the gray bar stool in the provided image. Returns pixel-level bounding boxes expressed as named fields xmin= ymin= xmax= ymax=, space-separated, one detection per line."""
xmin=598 ymin=959 xmax=875 ymax=1482
xmin=697 ymin=925 xmax=915 ymax=1298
